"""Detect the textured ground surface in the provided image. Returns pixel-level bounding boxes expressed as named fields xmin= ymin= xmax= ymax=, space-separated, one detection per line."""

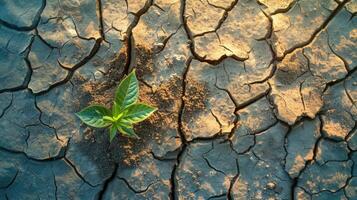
xmin=0 ymin=0 xmax=356 ymax=199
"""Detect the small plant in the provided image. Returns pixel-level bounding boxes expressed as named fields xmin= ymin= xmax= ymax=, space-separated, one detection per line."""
xmin=76 ymin=69 xmax=157 ymax=142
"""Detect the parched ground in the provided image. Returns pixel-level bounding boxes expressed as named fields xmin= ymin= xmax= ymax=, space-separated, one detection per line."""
xmin=0 ymin=0 xmax=356 ymax=199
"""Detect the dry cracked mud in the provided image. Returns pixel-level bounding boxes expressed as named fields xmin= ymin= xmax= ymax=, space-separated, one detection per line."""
xmin=0 ymin=0 xmax=356 ymax=199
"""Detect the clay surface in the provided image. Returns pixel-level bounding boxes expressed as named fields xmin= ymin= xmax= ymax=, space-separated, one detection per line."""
xmin=0 ymin=0 xmax=356 ymax=199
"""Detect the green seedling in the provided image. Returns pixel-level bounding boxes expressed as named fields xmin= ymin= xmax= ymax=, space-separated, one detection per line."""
xmin=76 ymin=69 xmax=157 ymax=142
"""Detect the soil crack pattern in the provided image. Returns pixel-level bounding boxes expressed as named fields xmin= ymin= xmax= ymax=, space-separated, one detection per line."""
xmin=0 ymin=0 xmax=356 ymax=199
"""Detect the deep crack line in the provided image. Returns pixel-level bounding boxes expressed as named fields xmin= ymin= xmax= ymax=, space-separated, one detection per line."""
xmin=267 ymin=0 xmax=298 ymax=16
xmin=0 ymin=45 xmax=35 ymax=94
xmin=277 ymin=0 xmax=352 ymax=61
xmin=289 ymin=116 xmax=323 ymax=199
xmin=192 ymin=0 xmax=239 ymax=38
xmin=63 ymin=157 xmax=98 ymax=188
xmin=0 ymin=169 xmax=19 ymax=190
xmin=177 ymin=57 xmax=191 ymax=144
xmin=33 ymin=38 xmax=102 ymax=96
xmin=169 ymin=144 xmax=187 ymax=200
xmin=180 ymin=0 xmax=227 ymax=65
xmin=50 ymin=164 xmax=59 ymax=200
xmin=117 ymin=177 xmax=155 ymax=194
xmin=227 ymin=159 xmax=239 ymax=200
xmin=170 ymin=56 xmax=192 ymax=200
xmin=0 ymin=146 xmax=65 ymax=162
xmin=0 ymin=93 xmax=13 ymax=119
xmin=96 ymin=0 xmax=106 ymax=41
xmin=34 ymin=96 xmax=65 ymax=143
xmin=97 ymin=163 xmax=118 ymax=200
xmin=202 ymin=156 xmax=227 ymax=176
xmin=0 ymin=0 xmax=46 ymax=31
xmin=326 ymin=30 xmax=351 ymax=72
xmin=125 ymin=0 xmax=153 ymax=75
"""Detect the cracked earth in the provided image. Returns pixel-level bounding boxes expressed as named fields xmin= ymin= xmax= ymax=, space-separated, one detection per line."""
xmin=0 ymin=0 xmax=356 ymax=199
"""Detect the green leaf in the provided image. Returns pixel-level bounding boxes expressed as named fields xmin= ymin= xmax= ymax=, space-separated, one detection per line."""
xmin=117 ymin=120 xmax=132 ymax=128
xmin=103 ymin=116 xmax=115 ymax=122
xmin=114 ymin=69 xmax=139 ymax=113
xmin=113 ymin=112 xmax=124 ymax=121
xmin=117 ymin=125 xmax=139 ymax=139
xmin=112 ymin=102 xmax=120 ymax=117
xmin=109 ymin=125 xmax=117 ymax=142
xmin=121 ymin=103 xmax=157 ymax=124
xmin=76 ymin=105 xmax=112 ymax=128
